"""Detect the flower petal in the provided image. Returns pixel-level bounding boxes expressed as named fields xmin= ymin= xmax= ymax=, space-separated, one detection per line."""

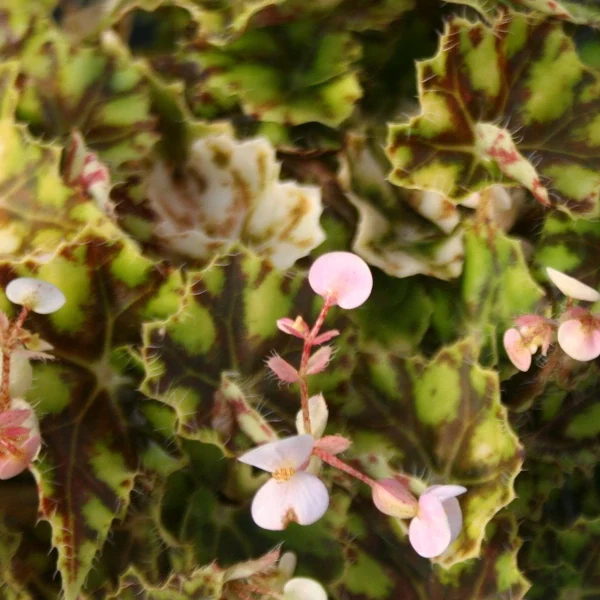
xmin=424 ymin=484 xmax=467 ymax=501
xmin=503 ymin=328 xmax=532 ymax=371
xmin=314 ymin=435 xmax=351 ymax=455
xmin=251 ymin=472 xmax=329 ymax=530
xmin=6 ymin=278 xmax=66 ymax=314
xmin=267 ymin=354 xmax=299 ymax=383
xmin=308 ymin=252 xmax=373 ymax=309
xmin=238 ymin=435 xmax=315 ymax=473
xmin=546 ymin=267 xmax=600 ymax=302
xmin=277 ymin=317 xmax=309 ymax=339
xmin=409 ymin=494 xmax=452 ymax=558
xmin=296 ymin=394 xmax=328 ymax=438
xmin=557 ymin=319 xmax=600 ymax=362
xmin=283 ymin=577 xmax=328 ymax=600
xmin=306 ymin=346 xmax=333 ymax=375
xmin=442 ymin=496 xmax=463 ymax=544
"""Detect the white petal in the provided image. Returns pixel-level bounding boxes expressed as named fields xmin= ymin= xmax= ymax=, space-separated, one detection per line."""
xmin=546 ymin=267 xmax=600 ymax=302
xmin=424 ymin=485 xmax=467 ymax=501
xmin=6 ymin=278 xmax=66 ymax=314
xmin=284 ymin=577 xmax=328 ymax=600
xmin=278 ymin=552 xmax=297 ymax=580
xmin=251 ymin=472 xmax=329 ymax=530
xmin=442 ymin=497 xmax=463 ymax=544
xmin=1 ymin=352 xmax=33 ymax=398
xmin=296 ymin=394 xmax=328 ymax=438
xmin=239 ymin=435 xmax=314 ymax=473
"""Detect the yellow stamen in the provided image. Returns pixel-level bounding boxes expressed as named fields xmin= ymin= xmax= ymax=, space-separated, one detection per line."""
xmin=273 ymin=466 xmax=295 ymax=482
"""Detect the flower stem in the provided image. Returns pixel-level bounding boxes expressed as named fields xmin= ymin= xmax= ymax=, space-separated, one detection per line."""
xmin=0 ymin=307 xmax=30 ymax=411
xmin=313 ymin=447 xmax=376 ymax=487
xmin=298 ymin=296 xmax=333 ymax=435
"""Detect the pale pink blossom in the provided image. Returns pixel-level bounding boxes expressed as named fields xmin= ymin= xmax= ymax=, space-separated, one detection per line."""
xmin=408 ymin=485 xmax=466 ymax=558
xmin=546 ymin=267 xmax=600 ymax=302
xmin=308 ymin=252 xmax=373 ymax=309
xmin=503 ymin=314 xmax=554 ymax=371
xmin=6 ymin=278 xmax=66 ymax=314
xmin=0 ymin=398 xmax=41 ymax=480
xmin=557 ymin=308 xmax=600 ymax=362
xmin=238 ymin=435 xmax=329 ymax=530
xmin=283 ymin=577 xmax=328 ymax=600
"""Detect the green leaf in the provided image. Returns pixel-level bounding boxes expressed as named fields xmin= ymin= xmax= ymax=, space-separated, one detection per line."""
xmin=428 ymin=515 xmax=530 ymax=599
xmin=140 ymin=246 xmax=356 ymax=452
xmin=347 ymin=338 xmax=524 ymax=568
xmin=340 ymin=132 xmax=466 ymax=280
xmin=447 ymin=0 xmax=600 ymax=26
xmin=0 ymin=230 xmax=178 ymax=600
xmin=16 ymin=23 xmax=158 ymax=176
xmin=184 ymin=18 xmax=362 ymax=126
xmin=387 ymin=14 xmax=600 ymax=215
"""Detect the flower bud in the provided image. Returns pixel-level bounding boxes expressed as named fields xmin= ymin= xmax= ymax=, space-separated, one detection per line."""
xmin=372 ymin=478 xmax=418 ymax=519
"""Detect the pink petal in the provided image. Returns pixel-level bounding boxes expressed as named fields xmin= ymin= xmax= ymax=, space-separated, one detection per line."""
xmin=238 ymin=435 xmax=315 ymax=473
xmin=283 ymin=577 xmax=328 ymax=600
xmin=513 ymin=314 xmax=546 ymax=328
xmin=313 ymin=329 xmax=340 ymax=345
xmin=306 ymin=346 xmax=333 ymax=375
xmin=372 ymin=478 xmax=418 ymax=519
xmin=442 ymin=496 xmax=463 ymax=544
xmin=308 ymin=252 xmax=373 ymax=309
xmin=503 ymin=328 xmax=532 ymax=371
xmin=314 ymin=435 xmax=351 ymax=455
xmin=277 ymin=317 xmax=309 ymax=339
xmin=0 ymin=434 xmax=41 ymax=480
xmin=251 ymin=472 xmax=329 ymax=530
xmin=557 ymin=319 xmax=600 ymax=362
xmin=546 ymin=267 xmax=600 ymax=302
xmin=424 ymin=484 xmax=467 ymax=501
xmin=267 ymin=354 xmax=299 ymax=383
xmin=0 ymin=409 xmax=30 ymax=428
xmin=409 ymin=494 xmax=452 ymax=558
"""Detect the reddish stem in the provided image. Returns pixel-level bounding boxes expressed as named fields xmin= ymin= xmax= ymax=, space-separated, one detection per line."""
xmin=298 ymin=296 xmax=333 ymax=435
xmin=0 ymin=307 xmax=30 ymax=411
xmin=313 ymin=447 xmax=376 ymax=487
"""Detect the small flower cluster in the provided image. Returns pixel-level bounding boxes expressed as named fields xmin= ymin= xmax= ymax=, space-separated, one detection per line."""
xmin=0 ymin=278 xmax=65 ymax=479
xmin=238 ymin=252 xmax=468 ymax=565
xmin=504 ymin=267 xmax=600 ymax=370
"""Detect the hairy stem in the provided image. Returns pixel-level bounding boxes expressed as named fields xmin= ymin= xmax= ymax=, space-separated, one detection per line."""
xmin=313 ymin=447 xmax=376 ymax=487
xmin=298 ymin=296 xmax=333 ymax=435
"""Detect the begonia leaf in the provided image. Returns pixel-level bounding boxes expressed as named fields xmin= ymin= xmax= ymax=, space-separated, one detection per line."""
xmin=345 ymin=338 xmax=524 ymax=568
xmin=182 ymin=19 xmax=362 ymax=126
xmin=0 ymin=230 xmax=180 ymax=600
xmin=387 ymin=14 xmax=600 ymax=215
xmin=16 ymin=23 xmax=158 ymax=175
xmin=140 ymin=247 xmax=356 ymax=453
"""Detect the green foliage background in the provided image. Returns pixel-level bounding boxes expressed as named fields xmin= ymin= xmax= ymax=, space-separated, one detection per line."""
xmin=1 ymin=0 xmax=600 ymax=598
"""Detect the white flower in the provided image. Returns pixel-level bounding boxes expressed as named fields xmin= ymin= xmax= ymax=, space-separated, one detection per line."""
xmin=284 ymin=577 xmax=328 ymax=600
xmin=6 ymin=278 xmax=66 ymax=314
xmin=546 ymin=267 xmax=600 ymax=302
xmin=238 ymin=435 xmax=329 ymax=530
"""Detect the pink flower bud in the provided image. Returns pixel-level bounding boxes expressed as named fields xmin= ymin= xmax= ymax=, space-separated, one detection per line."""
xmin=314 ymin=435 xmax=351 ymax=455
xmin=277 ymin=317 xmax=309 ymax=339
xmin=308 ymin=252 xmax=373 ymax=309
xmin=372 ymin=478 xmax=418 ymax=519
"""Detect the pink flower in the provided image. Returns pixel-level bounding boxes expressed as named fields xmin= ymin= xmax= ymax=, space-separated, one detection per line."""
xmin=557 ymin=307 xmax=600 ymax=362
xmin=503 ymin=315 xmax=554 ymax=372
xmin=238 ymin=435 xmax=329 ymax=530
xmin=0 ymin=398 xmax=41 ymax=480
xmin=408 ymin=485 xmax=466 ymax=558
xmin=308 ymin=252 xmax=373 ymax=309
